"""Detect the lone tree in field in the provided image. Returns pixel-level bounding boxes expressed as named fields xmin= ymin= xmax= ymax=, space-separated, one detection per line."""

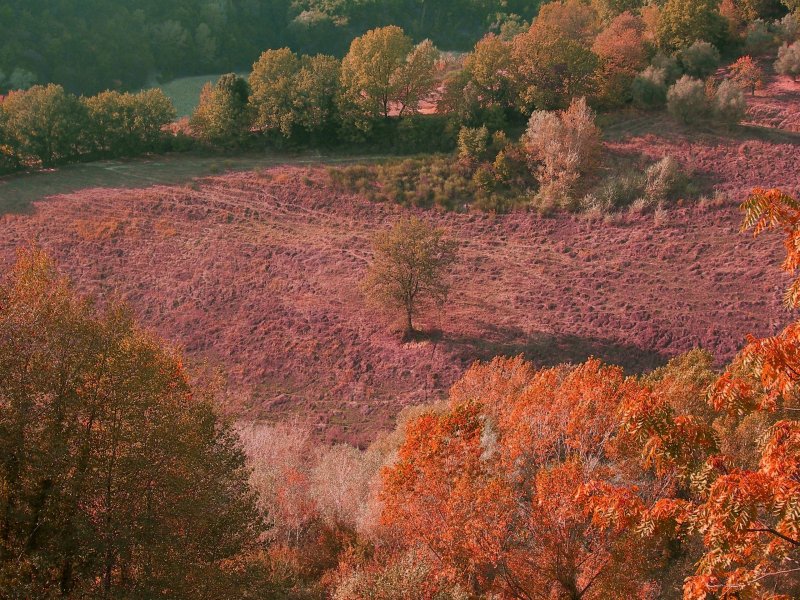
xmin=363 ymin=218 xmax=457 ymax=339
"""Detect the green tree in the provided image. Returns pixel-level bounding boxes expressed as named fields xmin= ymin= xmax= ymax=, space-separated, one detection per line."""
xmin=84 ymin=89 xmax=177 ymax=156
xmin=1 ymin=84 xmax=87 ymax=166
xmin=464 ymin=33 xmax=517 ymax=109
xmin=390 ymin=39 xmax=440 ymax=117
xmin=590 ymin=0 xmax=646 ymax=21
xmin=339 ymin=26 xmax=414 ymax=127
xmin=0 ymin=248 xmax=263 ymax=598
xmin=657 ymin=0 xmax=728 ymax=50
xmin=512 ymin=0 xmax=601 ymax=111
xmin=293 ymin=54 xmax=342 ymax=137
xmin=363 ymin=218 xmax=457 ymax=338
xmin=249 ymin=48 xmax=302 ymax=137
xmin=190 ymin=73 xmax=252 ymax=146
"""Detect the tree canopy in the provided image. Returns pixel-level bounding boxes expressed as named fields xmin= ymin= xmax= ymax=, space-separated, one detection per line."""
xmin=0 ymin=248 xmax=264 ymax=598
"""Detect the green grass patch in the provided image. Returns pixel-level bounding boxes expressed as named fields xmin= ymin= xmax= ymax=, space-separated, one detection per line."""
xmin=153 ymin=73 xmax=248 ymax=118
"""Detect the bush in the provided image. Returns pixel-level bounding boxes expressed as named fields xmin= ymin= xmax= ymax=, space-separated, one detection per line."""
xmin=745 ymin=19 xmax=776 ymax=55
xmin=394 ymin=115 xmax=457 ymax=154
xmin=775 ymin=41 xmax=800 ymax=81
xmin=679 ymin=41 xmax=720 ymax=78
xmin=713 ymin=79 xmax=747 ymax=126
xmin=667 ymin=76 xmax=710 ymax=124
xmin=595 ymin=171 xmax=646 ymax=210
xmin=333 ymin=551 xmax=469 ymax=600
xmin=651 ymin=52 xmax=683 ymax=84
xmin=644 ymin=155 xmax=688 ymax=204
xmin=457 ymin=125 xmax=490 ymax=162
xmin=774 ymin=14 xmax=800 ymax=44
xmin=632 ymin=67 xmax=669 ymax=109
xmin=523 ymin=97 xmax=601 ymax=206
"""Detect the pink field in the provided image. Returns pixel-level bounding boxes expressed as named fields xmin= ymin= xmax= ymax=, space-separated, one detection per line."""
xmin=0 ymin=75 xmax=798 ymax=445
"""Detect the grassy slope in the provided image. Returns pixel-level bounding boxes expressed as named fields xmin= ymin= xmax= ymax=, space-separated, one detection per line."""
xmin=0 ymin=75 xmax=798 ymax=446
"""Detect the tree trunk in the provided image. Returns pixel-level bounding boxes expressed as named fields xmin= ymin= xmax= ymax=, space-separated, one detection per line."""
xmin=405 ymin=308 xmax=414 ymax=339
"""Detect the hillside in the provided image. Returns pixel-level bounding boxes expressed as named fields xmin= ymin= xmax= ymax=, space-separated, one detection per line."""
xmin=0 ymin=76 xmax=798 ymax=446
xmin=0 ymin=191 xmax=789 ymax=445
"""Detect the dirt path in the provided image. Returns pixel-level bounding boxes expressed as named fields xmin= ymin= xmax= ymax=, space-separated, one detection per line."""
xmin=0 ymin=151 xmax=391 ymax=214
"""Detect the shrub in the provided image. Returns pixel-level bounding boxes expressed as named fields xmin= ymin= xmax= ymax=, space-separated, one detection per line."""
xmin=457 ymin=125 xmax=490 ymax=162
xmin=333 ymin=551 xmax=469 ymax=600
xmin=775 ymin=41 xmax=800 ymax=81
xmin=744 ymin=19 xmax=776 ymax=55
xmin=667 ymin=76 xmax=710 ymax=124
xmin=713 ymin=79 xmax=747 ymax=126
xmin=679 ymin=40 xmax=721 ymax=78
xmin=595 ymin=171 xmax=646 ymax=210
xmin=774 ymin=13 xmax=800 ymax=44
xmin=644 ymin=155 xmax=688 ymax=204
xmin=632 ymin=66 xmax=669 ymax=108
xmin=651 ymin=52 xmax=683 ymax=84
xmin=522 ymin=97 xmax=601 ymax=206
xmin=394 ymin=115 xmax=457 ymax=154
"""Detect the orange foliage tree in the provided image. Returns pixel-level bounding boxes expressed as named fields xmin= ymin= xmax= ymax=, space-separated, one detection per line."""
xmin=730 ymin=55 xmax=765 ymax=96
xmin=588 ymin=189 xmax=800 ymax=599
xmin=381 ymin=357 xmax=656 ymax=598
xmin=592 ymin=12 xmax=649 ymax=107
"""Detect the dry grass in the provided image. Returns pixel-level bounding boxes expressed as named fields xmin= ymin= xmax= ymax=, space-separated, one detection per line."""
xmin=0 ymin=163 xmax=790 ymax=445
xmin=0 ymin=73 xmax=797 ymax=446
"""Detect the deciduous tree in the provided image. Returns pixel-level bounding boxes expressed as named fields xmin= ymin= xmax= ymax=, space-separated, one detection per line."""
xmin=464 ymin=33 xmax=517 ymax=110
xmin=381 ymin=357 xmax=654 ymax=598
xmin=249 ymin=48 xmax=302 ymax=137
xmin=511 ymin=0 xmax=601 ymax=111
xmin=731 ymin=55 xmax=766 ymax=94
xmin=190 ymin=73 xmax=252 ymax=146
xmin=362 ymin=217 xmax=457 ymax=338
xmin=592 ymin=12 xmax=649 ymax=106
xmin=657 ymin=0 xmax=728 ymax=50
xmin=523 ymin=97 xmax=602 ymax=203
xmin=339 ymin=26 xmax=414 ymax=125
xmin=0 ymin=248 xmax=262 ymax=598
xmin=587 ymin=189 xmax=800 ymax=599
xmin=1 ymin=84 xmax=87 ymax=166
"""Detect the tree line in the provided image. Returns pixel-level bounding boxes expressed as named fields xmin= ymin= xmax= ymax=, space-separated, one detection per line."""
xmin=0 ymin=86 xmax=177 ymax=171
xmin=2 ymin=2 xmax=800 ymax=178
xmin=192 ymin=0 xmax=800 ymax=143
